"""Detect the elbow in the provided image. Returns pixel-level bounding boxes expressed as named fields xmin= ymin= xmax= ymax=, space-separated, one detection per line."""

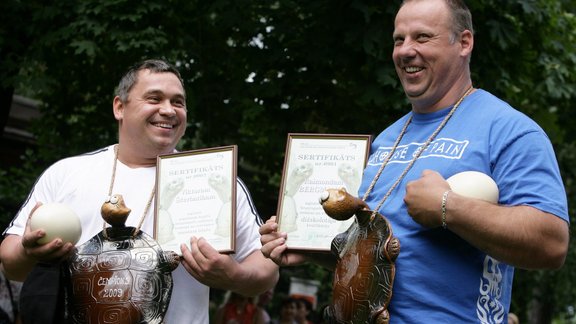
xmin=515 ymin=221 xmax=569 ymax=270
xmin=538 ymin=214 xmax=570 ymax=270
xmin=550 ymin=221 xmax=570 ymax=269
xmin=545 ymin=236 xmax=569 ymax=270
xmin=537 ymin=223 xmax=570 ymax=270
xmin=515 ymin=245 xmax=567 ymax=271
xmin=0 ymin=258 xmax=26 ymax=282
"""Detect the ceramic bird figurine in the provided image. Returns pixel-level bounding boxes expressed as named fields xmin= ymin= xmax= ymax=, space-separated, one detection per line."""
xmin=101 ymin=194 xmax=131 ymax=227
xmin=319 ymin=187 xmax=400 ymax=324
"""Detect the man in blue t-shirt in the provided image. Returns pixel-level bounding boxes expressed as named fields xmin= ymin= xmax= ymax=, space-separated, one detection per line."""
xmin=260 ymin=0 xmax=570 ymax=322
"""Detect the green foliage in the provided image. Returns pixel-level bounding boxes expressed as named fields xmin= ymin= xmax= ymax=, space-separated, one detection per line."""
xmin=1 ymin=0 xmax=575 ymax=322
xmin=0 ymin=150 xmax=45 ymax=229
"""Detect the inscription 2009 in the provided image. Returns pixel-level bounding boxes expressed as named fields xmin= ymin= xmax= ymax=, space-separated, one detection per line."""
xmin=94 ymin=272 xmax=131 ymax=301
xmin=103 ymin=288 xmax=124 ymax=298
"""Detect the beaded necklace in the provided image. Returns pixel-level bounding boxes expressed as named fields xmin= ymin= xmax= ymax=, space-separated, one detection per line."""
xmin=102 ymin=144 xmax=156 ymax=238
xmin=362 ymin=86 xmax=474 ymax=218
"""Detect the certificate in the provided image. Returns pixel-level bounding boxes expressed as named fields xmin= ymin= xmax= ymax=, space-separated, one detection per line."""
xmin=154 ymin=146 xmax=237 ymax=254
xmin=276 ymin=133 xmax=371 ymax=251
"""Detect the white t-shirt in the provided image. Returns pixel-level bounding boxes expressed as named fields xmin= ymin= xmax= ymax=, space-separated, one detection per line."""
xmin=4 ymin=145 xmax=263 ymax=324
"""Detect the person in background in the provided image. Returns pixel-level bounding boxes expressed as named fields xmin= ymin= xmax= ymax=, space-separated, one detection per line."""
xmin=272 ymin=297 xmax=298 ymax=324
xmin=0 ymin=59 xmax=278 ymax=324
xmin=508 ymin=312 xmax=520 ymax=324
xmin=294 ymin=298 xmax=313 ymax=324
xmin=259 ymin=0 xmax=569 ymax=322
xmin=214 ymin=291 xmax=265 ymax=324
xmin=0 ymin=266 xmax=21 ymax=324
xmin=255 ymin=287 xmax=275 ymax=324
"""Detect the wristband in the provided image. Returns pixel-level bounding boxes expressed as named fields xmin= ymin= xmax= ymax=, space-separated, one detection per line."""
xmin=441 ymin=190 xmax=452 ymax=229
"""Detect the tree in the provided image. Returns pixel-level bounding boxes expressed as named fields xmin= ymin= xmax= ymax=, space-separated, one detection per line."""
xmin=1 ymin=1 xmax=575 ymax=322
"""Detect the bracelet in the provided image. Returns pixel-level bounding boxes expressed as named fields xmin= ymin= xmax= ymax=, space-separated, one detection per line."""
xmin=441 ymin=190 xmax=452 ymax=229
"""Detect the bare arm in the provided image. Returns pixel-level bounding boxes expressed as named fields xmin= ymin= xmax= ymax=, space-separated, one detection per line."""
xmin=405 ymin=170 xmax=569 ymax=270
xmin=0 ymin=235 xmax=37 ymax=281
xmin=0 ymin=203 xmax=76 ymax=281
xmin=444 ymin=194 xmax=568 ymax=269
xmin=0 ymin=232 xmax=75 ymax=281
xmin=404 ymin=170 xmax=569 ymax=269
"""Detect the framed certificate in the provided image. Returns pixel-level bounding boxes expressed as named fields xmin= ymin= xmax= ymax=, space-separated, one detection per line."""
xmin=154 ymin=145 xmax=237 ymax=254
xmin=276 ymin=133 xmax=372 ymax=251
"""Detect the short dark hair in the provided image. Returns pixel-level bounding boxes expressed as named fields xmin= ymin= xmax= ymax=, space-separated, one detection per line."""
xmin=115 ymin=59 xmax=185 ymax=103
xmin=280 ymin=297 xmax=298 ymax=308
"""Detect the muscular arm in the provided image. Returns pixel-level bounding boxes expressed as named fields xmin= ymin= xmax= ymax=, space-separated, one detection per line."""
xmin=230 ymin=250 xmax=279 ymax=296
xmin=444 ymin=194 xmax=568 ymax=270
xmin=0 ymin=235 xmax=37 ymax=281
xmin=405 ymin=170 xmax=569 ymax=270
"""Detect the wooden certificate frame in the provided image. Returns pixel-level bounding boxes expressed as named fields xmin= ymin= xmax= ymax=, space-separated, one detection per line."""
xmin=276 ymin=133 xmax=372 ymax=251
xmin=154 ymin=145 xmax=237 ymax=254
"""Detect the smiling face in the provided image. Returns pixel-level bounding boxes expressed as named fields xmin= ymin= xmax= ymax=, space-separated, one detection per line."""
xmin=113 ymin=69 xmax=187 ymax=166
xmin=392 ymin=0 xmax=473 ymax=112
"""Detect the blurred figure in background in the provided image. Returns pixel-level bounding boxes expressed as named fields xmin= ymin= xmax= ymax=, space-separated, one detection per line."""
xmin=214 ymin=291 xmax=265 ymax=324
xmin=255 ymin=288 xmax=275 ymax=324
xmin=272 ymin=297 xmax=298 ymax=324
xmin=294 ymin=298 xmax=313 ymax=324
xmin=0 ymin=267 xmax=21 ymax=324
xmin=508 ymin=312 xmax=520 ymax=324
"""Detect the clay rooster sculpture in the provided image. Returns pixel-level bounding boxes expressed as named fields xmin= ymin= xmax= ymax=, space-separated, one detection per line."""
xmin=319 ymin=187 xmax=400 ymax=324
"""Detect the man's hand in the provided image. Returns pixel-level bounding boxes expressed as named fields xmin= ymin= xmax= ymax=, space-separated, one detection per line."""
xmin=259 ymin=216 xmax=308 ymax=267
xmin=180 ymin=236 xmax=279 ymax=296
xmin=404 ymin=169 xmax=451 ymax=228
xmin=21 ymin=202 xmax=76 ymax=263
xmin=179 ymin=236 xmax=241 ymax=290
xmin=0 ymin=203 xmax=75 ymax=281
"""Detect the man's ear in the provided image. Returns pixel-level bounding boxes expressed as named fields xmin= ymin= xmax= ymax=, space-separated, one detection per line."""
xmin=460 ymin=29 xmax=474 ymax=57
xmin=113 ymin=96 xmax=124 ymax=121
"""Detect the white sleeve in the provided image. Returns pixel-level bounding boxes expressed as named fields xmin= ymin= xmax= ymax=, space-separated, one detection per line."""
xmin=2 ymin=162 xmax=63 ymax=237
xmin=232 ymin=178 xmax=263 ymax=261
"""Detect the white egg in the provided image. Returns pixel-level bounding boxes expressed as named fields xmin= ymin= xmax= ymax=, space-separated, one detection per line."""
xmin=446 ymin=171 xmax=499 ymax=203
xmin=29 ymin=203 xmax=82 ymax=245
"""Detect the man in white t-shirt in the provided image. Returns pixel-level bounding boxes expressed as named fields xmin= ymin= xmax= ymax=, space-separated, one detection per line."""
xmin=0 ymin=59 xmax=279 ymax=323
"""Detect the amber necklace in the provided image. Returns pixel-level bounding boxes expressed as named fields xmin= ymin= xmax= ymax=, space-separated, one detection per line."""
xmin=362 ymin=86 xmax=474 ymax=218
xmin=103 ymin=144 xmax=156 ymax=238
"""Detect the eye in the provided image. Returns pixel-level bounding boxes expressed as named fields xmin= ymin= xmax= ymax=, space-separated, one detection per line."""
xmin=416 ymin=33 xmax=431 ymax=42
xmin=146 ymin=96 xmax=161 ymax=104
xmin=110 ymin=195 xmax=119 ymax=204
xmin=393 ymin=36 xmax=404 ymax=46
xmin=172 ymin=98 xmax=186 ymax=109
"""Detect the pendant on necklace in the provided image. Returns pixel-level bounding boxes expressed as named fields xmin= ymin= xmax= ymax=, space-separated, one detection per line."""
xmin=101 ymin=194 xmax=132 ymax=227
xmin=65 ymin=192 xmax=180 ymax=323
xmin=320 ymin=187 xmax=399 ymax=324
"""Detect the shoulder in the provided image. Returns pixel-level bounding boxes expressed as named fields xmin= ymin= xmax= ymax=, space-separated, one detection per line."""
xmin=236 ymin=177 xmax=261 ymax=222
xmin=469 ymin=89 xmax=535 ymax=121
xmin=464 ymin=89 xmax=546 ymax=134
xmin=36 ymin=146 xmax=113 ymax=183
xmin=50 ymin=146 xmax=113 ymax=170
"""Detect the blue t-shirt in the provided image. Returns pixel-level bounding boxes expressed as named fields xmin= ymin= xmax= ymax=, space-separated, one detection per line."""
xmin=358 ymin=89 xmax=568 ymax=323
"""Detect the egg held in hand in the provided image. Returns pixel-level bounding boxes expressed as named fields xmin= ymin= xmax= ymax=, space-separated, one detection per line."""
xmin=446 ymin=171 xmax=499 ymax=203
xmin=29 ymin=203 xmax=82 ymax=245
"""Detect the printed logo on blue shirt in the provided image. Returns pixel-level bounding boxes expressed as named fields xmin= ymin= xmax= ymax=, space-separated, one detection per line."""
xmin=367 ymin=138 xmax=469 ymax=166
